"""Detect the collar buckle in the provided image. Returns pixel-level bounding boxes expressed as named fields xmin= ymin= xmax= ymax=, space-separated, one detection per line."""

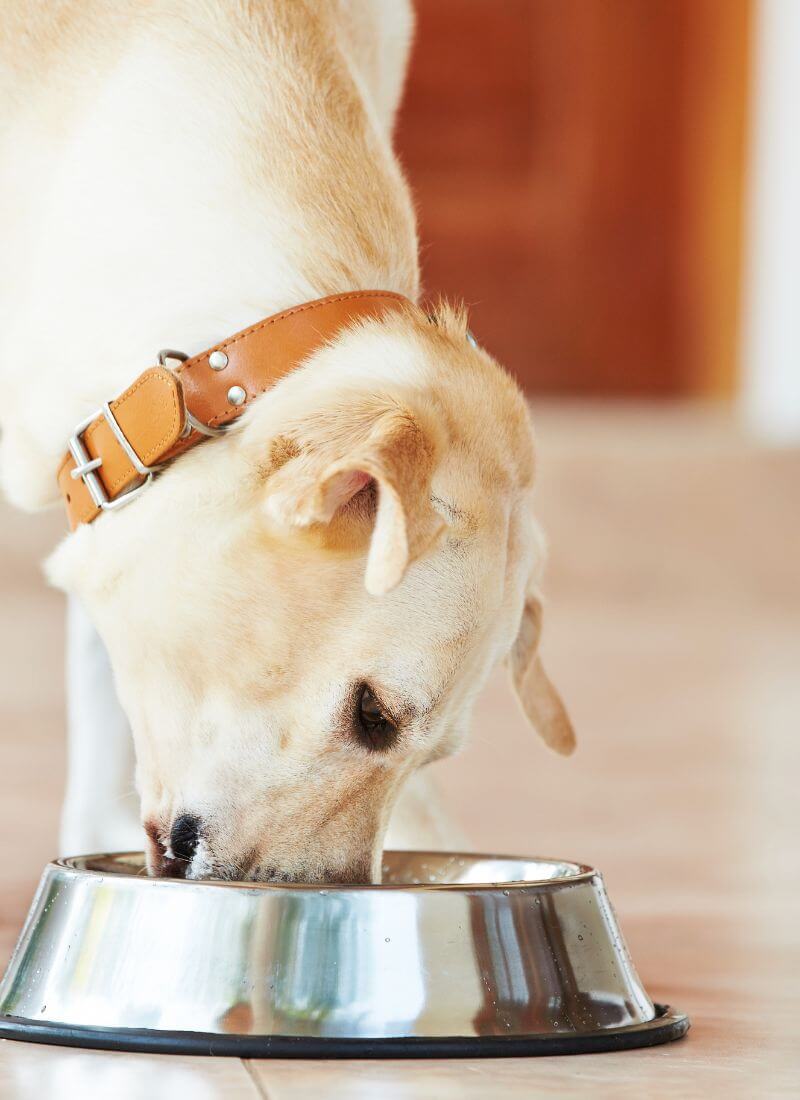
xmin=67 ymin=402 xmax=160 ymax=512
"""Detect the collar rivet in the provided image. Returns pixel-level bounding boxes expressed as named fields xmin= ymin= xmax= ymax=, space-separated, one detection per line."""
xmin=227 ymin=385 xmax=246 ymax=407
xmin=208 ymin=350 xmax=228 ymax=371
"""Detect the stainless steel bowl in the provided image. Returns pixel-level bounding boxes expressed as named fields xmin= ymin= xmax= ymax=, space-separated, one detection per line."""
xmin=0 ymin=851 xmax=688 ymax=1057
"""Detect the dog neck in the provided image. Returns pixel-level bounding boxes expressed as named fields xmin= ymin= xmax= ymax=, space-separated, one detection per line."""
xmin=0 ymin=3 xmax=419 ymax=509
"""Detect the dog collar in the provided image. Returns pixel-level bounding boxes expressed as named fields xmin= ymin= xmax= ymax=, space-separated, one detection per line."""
xmin=57 ymin=290 xmax=409 ymax=530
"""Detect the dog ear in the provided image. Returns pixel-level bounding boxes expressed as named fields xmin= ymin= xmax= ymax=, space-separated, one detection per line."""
xmin=263 ymin=406 xmax=446 ymax=595
xmin=509 ymin=591 xmax=575 ymax=755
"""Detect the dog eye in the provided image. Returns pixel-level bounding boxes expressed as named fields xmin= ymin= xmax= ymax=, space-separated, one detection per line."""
xmin=355 ymin=684 xmax=397 ymax=751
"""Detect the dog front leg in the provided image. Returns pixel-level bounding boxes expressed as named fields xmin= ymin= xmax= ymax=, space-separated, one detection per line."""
xmin=60 ymin=597 xmax=143 ymax=854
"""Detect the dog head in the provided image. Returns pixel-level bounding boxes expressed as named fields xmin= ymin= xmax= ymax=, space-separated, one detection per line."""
xmin=48 ymin=304 xmax=573 ymax=882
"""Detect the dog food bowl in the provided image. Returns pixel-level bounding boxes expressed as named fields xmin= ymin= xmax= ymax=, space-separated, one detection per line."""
xmin=0 ymin=851 xmax=688 ymax=1058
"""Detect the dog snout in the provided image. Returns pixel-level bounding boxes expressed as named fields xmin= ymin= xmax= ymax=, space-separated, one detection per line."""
xmin=143 ymin=812 xmax=205 ymax=878
xmin=143 ymin=812 xmax=378 ymax=883
xmin=169 ymin=813 xmax=202 ymax=861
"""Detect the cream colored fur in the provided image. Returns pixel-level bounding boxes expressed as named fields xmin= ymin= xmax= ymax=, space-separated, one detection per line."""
xmin=0 ymin=0 xmax=573 ymax=883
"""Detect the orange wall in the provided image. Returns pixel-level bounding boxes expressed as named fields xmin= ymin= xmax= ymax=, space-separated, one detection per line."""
xmin=396 ymin=0 xmax=750 ymax=397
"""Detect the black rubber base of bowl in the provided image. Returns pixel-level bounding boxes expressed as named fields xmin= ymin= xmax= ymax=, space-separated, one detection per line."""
xmin=0 ymin=1004 xmax=688 ymax=1058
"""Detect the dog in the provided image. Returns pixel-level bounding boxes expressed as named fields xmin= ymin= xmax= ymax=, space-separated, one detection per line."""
xmin=0 ymin=0 xmax=573 ymax=883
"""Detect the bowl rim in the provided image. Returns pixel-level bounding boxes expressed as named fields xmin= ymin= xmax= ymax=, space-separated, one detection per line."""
xmin=50 ymin=850 xmax=599 ymax=892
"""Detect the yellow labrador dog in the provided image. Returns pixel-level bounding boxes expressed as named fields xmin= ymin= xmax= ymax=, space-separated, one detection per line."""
xmin=0 ymin=1 xmax=573 ymax=883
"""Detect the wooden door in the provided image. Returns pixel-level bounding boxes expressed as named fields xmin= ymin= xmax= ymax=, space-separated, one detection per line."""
xmin=396 ymin=0 xmax=751 ymax=397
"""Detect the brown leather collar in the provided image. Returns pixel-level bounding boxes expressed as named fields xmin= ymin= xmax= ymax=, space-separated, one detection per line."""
xmin=57 ymin=290 xmax=409 ymax=529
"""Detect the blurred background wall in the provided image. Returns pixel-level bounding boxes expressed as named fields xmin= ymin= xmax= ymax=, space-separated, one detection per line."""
xmin=396 ymin=0 xmax=774 ymax=410
xmin=740 ymin=0 xmax=800 ymax=442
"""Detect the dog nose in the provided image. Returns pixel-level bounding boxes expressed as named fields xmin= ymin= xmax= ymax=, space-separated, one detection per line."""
xmin=170 ymin=813 xmax=201 ymax=861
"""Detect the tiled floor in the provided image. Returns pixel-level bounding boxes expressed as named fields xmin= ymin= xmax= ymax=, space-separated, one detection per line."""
xmin=0 ymin=405 xmax=797 ymax=1098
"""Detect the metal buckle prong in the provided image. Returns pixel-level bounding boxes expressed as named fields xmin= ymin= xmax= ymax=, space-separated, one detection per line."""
xmin=69 ymin=455 xmax=102 ymax=480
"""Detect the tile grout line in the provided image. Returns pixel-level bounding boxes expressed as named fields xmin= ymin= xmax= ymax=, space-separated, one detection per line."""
xmin=242 ymin=1057 xmax=273 ymax=1100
